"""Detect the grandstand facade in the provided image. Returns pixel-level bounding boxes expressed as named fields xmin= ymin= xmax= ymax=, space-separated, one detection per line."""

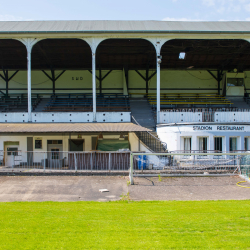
xmin=1 ymin=20 xmax=250 ymax=166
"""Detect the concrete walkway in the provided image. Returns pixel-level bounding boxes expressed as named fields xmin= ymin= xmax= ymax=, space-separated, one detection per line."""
xmin=0 ymin=175 xmax=249 ymax=202
xmin=0 ymin=176 xmax=128 ymax=202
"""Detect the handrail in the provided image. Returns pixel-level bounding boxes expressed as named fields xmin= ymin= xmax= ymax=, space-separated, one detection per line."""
xmin=131 ymin=116 xmax=167 ymax=150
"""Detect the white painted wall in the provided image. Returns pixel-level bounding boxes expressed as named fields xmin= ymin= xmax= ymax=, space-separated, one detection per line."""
xmin=157 ymin=124 xmax=250 ymax=152
xmin=129 ymin=132 xmax=151 ymax=152
xmin=0 ymin=133 xmax=131 ymax=164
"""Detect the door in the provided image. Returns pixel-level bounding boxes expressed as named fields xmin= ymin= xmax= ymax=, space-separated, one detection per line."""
xmin=47 ymin=144 xmax=63 ymax=168
xmin=5 ymin=147 xmax=18 ymax=167
xmin=69 ymin=139 xmax=84 ymax=152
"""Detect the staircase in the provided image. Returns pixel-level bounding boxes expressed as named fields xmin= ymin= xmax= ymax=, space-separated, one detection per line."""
xmin=130 ymin=100 xmax=167 ymax=152
xmin=134 ymin=130 xmax=167 ymax=153
xmin=129 ymin=99 xmax=156 ymax=131
xmin=227 ymin=97 xmax=250 ymax=109
xmin=33 ymin=98 xmax=50 ymax=112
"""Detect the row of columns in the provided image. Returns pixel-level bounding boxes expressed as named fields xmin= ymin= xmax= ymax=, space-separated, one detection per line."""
xmin=15 ymin=37 xmax=170 ymax=123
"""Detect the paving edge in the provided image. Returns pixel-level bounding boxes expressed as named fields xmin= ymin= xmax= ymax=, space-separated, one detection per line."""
xmin=0 ymin=172 xmax=129 ymax=176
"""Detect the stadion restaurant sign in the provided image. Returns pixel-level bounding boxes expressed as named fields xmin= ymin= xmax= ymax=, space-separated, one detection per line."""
xmin=159 ymin=125 xmax=250 ymax=133
xmin=193 ymin=125 xmax=245 ymax=131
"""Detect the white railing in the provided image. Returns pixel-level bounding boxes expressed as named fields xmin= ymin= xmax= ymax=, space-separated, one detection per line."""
xmin=0 ymin=112 xmax=131 ymax=123
xmin=160 ymin=110 xmax=250 ymax=124
xmin=214 ymin=112 xmax=250 ymax=123
xmin=159 ymin=111 xmax=202 ymax=123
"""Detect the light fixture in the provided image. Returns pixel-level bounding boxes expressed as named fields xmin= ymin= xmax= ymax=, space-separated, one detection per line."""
xmin=119 ymin=133 xmax=125 ymax=140
xmin=179 ymin=52 xmax=186 ymax=60
xmin=98 ymin=132 xmax=103 ymax=140
xmin=187 ymin=66 xmax=194 ymax=69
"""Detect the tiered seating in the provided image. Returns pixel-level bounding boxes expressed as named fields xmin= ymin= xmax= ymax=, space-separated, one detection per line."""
xmin=0 ymin=94 xmax=41 ymax=112
xmin=44 ymin=93 xmax=130 ymax=112
xmin=130 ymin=93 xmax=233 ymax=108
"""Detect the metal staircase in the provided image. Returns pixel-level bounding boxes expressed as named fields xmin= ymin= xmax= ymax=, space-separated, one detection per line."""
xmin=132 ymin=116 xmax=167 ymax=153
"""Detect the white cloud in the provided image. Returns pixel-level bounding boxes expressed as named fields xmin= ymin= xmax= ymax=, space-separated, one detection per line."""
xmin=202 ymin=0 xmax=215 ymax=6
xmin=0 ymin=14 xmax=24 ymax=21
xmin=162 ymin=17 xmax=204 ymax=21
xmin=245 ymin=3 xmax=250 ymax=11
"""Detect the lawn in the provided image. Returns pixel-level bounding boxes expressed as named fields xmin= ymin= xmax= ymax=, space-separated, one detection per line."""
xmin=0 ymin=200 xmax=249 ymax=249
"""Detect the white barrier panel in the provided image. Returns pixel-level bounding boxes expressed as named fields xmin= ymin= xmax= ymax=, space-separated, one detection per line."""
xmin=0 ymin=113 xmax=29 ymax=123
xmin=96 ymin=112 xmax=131 ymax=122
xmin=0 ymin=112 xmax=130 ymax=123
xmin=214 ymin=112 xmax=250 ymax=123
xmin=159 ymin=112 xmax=202 ymax=123
xmin=32 ymin=112 xmax=94 ymax=123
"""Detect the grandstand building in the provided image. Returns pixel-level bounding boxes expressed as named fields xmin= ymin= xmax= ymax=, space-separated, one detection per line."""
xmin=1 ymin=20 xmax=250 ymax=166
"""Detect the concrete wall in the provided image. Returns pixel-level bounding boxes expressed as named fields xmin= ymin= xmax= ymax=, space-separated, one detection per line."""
xmin=129 ymin=132 xmax=152 ymax=153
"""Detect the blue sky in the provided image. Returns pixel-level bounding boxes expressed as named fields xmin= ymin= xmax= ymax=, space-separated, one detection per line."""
xmin=1 ymin=0 xmax=250 ymax=21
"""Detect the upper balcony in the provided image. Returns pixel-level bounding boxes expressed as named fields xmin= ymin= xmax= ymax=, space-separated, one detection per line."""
xmin=0 ymin=93 xmax=131 ymax=123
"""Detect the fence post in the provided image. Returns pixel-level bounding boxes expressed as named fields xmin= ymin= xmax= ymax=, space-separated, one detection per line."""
xmin=74 ymin=153 xmax=77 ymax=171
xmin=130 ymin=152 xmax=134 ymax=185
xmin=108 ymin=152 xmax=111 ymax=171
xmin=237 ymin=156 xmax=241 ymax=174
xmin=91 ymin=152 xmax=93 ymax=171
xmin=43 ymin=152 xmax=46 ymax=171
xmin=12 ymin=153 xmax=14 ymax=169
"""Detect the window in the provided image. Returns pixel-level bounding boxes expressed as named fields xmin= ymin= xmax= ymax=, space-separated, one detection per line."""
xmin=51 ymin=149 xmax=59 ymax=160
xmin=227 ymin=78 xmax=244 ymax=86
xmin=214 ymin=137 xmax=222 ymax=152
xmin=7 ymin=147 xmax=18 ymax=156
xmin=35 ymin=139 xmax=42 ymax=149
xmin=199 ymin=137 xmax=207 ymax=152
xmin=48 ymin=140 xmax=62 ymax=145
xmin=245 ymin=137 xmax=249 ymax=151
xmin=230 ymin=137 xmax=237 ymax=152
xmin=184 ymin=138 xmax=191 ymax=152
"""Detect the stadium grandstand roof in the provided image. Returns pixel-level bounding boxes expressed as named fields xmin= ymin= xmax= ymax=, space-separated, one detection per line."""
xmin=0 ymin=20 xmax=250 ymax=34
xmin=0 ymin=123 xmax=151 ymax=133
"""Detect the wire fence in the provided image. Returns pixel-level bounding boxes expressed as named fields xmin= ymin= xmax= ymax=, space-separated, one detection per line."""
xmin=1 ymin=150 xmax=250 ymax=180
xmin=129 ymin=152 xmax=250 ymax=184
xmin=0 ymin=151 xmax=134 ymax=172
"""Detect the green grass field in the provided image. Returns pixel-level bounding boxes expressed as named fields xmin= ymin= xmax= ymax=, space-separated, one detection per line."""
xmin=0 ymin=201 xmax=249 ymax=249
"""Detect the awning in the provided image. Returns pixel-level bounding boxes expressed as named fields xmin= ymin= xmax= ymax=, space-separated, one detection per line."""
xmin=0 ymin=123 xmax=151 ymax=133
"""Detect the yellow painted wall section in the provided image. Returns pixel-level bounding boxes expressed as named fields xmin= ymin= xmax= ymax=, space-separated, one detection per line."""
xmin=3 ymin=70 xmax=250 ymax=95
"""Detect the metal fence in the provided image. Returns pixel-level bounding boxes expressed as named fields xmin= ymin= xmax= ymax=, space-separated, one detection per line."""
xmin=129 ymin=152 xmax=250 ymax=184
xmin=0 ymin=151 xmax=134 ymax=172
xmin=240 ymin=155 xmax=250 ymax=179
xmin=1 ymin=150 xmax=249 ymax=180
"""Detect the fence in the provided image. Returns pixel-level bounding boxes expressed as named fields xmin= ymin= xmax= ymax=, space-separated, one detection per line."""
xmin=0 ymin=151 xmax=136 ymax=172
xmin=240 ymin=155 xmax=250 ymax=179
xmin=1 ymin=150 xmax=249 ymax=179
xmin=159 ymin=109 xmax=250 ymax=124
xmin=129 ymin=152 xmax=250 ymax=184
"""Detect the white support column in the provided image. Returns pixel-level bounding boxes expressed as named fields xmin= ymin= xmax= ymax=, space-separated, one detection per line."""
xmin=92 ymin=52 xmax=96 ymax=120
xmin=82 ymin=38 xmax=106 ymax=122
xmin=27 ymin=48 xmax=32 ymax=121
xmin=240 ymin=136 xmax=245 ymax=151
xmin=156 ymin=49 xmax=161 ymax=123
xmin=146 ymin=38 xmax=170 ymax=124
xmin=16 ymin=38 xmax=43 ymax=122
